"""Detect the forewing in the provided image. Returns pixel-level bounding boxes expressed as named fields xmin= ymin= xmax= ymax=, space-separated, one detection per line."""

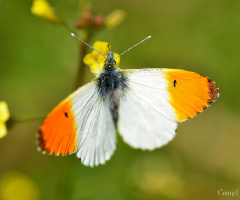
xmin=117 ymin=68 xmax=218 ymax=150
xmin=161 ymin=69 xmax=219 ymax=121
xmin=118 ymin=69 xmax=177 ymax=150
xmin=38 ymin=80 xmax=116 ymax=167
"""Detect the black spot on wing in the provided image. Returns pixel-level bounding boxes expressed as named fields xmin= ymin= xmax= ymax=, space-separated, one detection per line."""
xmin=173 ymin=80 xmax=177 ymax=87
xmin=65 ymin=112 xmax=68 ymax=118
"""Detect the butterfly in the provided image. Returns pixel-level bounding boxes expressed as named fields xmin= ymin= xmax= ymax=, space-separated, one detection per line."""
xmin=37 ymin=34 xmax=219 ymax=167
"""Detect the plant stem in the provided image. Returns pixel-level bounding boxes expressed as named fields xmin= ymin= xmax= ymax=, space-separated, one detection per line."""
xmin=75 ymin=34 xmax=90 ymax=89
xmin=6 ymin=114 xmax=46 ymax=129
xmin=11 ymin=114 xmax=46 ymax=123
xmin=61 ymin=20 xmax=90 ymax=89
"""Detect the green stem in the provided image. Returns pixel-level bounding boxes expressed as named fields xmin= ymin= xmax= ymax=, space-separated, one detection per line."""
xmin=10 ymin=114 xmax=46 ymax=123
xmin=61 ymin=20 xmax=90 ymax=89
xmin=75 ymin=34 xmax=90 ymax=89
xmin=6 ymin=114 xmax=46 ymax=129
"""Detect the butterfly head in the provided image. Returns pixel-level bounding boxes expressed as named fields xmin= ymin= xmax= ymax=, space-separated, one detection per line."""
xmin=105 ymin=51 xmax=116 ymax=68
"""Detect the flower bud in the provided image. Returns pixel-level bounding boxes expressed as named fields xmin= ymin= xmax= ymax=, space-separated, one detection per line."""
xmin=93 ymin=15 xmax=104 ymax=28
xmin=105 ymin=10 xmax=126 ymax=29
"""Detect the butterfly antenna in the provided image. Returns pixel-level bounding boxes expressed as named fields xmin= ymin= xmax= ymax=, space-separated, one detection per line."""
xmin=71 ymin=33 xmax=107 ymax=59
xmin=114 ymin=36 xmax=151 ymax=60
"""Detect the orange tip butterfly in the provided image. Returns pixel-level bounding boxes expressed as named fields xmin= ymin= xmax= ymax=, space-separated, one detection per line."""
xmin=37 ymin=34 xmax=219 ymax=167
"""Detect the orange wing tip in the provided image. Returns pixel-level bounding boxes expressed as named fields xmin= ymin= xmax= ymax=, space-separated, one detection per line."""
xmin=165 ymin=69 xmax=220 ymax=122
xmin=36 ymin=99 xmax=78 ymax=156
xmin=184 ymin=78 xmax=219 ymax=121
xmin=36 ymin=129 xmax=53 ymax=155
xmin=36 ymin=129 xmax=75 ymax=156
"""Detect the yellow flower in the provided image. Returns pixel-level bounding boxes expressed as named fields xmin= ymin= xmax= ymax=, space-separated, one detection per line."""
xmin=0 ymin=172 xmax=39 ymax=200
xmin=31 ymin=0 xmax=61 ymax=23
xmin=105 ymin=10 xmax=126 ymax=29
xmin=83 ymin=41 xmax=120 ymax=75
xmin=0 ymin=101 xmax=10 ymax=139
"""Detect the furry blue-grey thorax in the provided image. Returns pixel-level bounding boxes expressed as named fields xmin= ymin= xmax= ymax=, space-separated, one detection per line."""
xmin=97 ymin=51 xmax=128 ymax=123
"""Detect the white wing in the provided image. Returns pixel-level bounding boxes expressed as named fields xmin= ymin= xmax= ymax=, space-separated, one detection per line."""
xmin=71 ymin=81 xmax=116 ymax=167
xmin=118 ymin=69 xmax=178 ymax=150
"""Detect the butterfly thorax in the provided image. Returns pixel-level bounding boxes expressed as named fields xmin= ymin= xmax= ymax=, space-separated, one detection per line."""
xmin=97 ymin=51 xmax=128 ymax=123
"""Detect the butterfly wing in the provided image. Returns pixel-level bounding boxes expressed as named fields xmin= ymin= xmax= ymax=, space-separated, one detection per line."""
xmin=117 ymin=68 xmax=219 ymax=150
xmin=161 ymin=69 xmax=219 ymax=121
xmin=74 ymin=87 xmax=116 ymax=167
xmin=38 ymin=80 xmax=116 ymax=167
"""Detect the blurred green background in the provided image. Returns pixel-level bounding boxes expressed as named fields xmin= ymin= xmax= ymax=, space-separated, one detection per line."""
xmin=0 ymin=0 xmax=240 ymax=199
